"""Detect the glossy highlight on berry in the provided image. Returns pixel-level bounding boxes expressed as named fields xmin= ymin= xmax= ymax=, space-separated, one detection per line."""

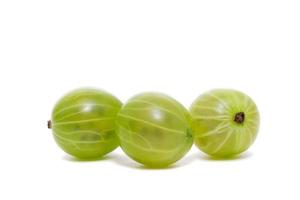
xmin=190 ymin=89 xmax=260 ymax=158
xmin=49 ymin=88 xmax=122 ymax=159
xmin=116 ymin=92 xmax=193 ymax=167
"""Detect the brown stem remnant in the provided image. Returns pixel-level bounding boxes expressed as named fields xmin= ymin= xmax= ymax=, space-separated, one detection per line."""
xmin=47 ymin=120 xmax=52 ymax=129
xmin=234 ymin=112 xmax=245 ymax=124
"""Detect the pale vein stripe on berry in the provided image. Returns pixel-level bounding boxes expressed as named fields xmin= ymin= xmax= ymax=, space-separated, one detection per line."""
xmin=123 ymin=106 xmax=187 ymax=126
xmin=193 ymin=115 xmax=230 ymax=120
xmin=139 ymin=94 xmax=187 ymax=117
xmin=206 ymin=92 xmax=230 ymax=110
xmin=196 ymin=122 xmax=229 ymax=138
xmin=237 ymin=128 xmax=245 ymax=151
xmin=245 ymin=99 xmax=256 ymax=113
xmin=244 ymin=125 xmax=253 ymax=144
xmin=246 ymin=110 xmax=258 ymax=115
xmin=53 ymin=117 xmax=114 ymax=126
xmin=243 ymin=95 xmax=251 ymax=113
xmin=126 ymin=99 xmax=187 ymax=122
xmin=53 ymin=128 xmax=114 ymax=139
xmin=234 ymin=129 xmax=242 ymax=152
xmin=246 ymin=118 xmax=258 ymax=126
xmin=231 ymin=92 xmax=242 ymax=111
xmin=211 ymin=129 xmax=233 ymax=154
xmin=117 ymin=124 xmax=154 ymax=149
xmin=53 ymin=103 xmax=116 ymax=117
xmin=191 ymin=105 xmax=220 ymax=112
xmin=55 ymin=110 xmax=89 ymax=121
xmin=120 ymin=136 xmax=187 ymax=155
xmin=53 ymin=131 xmax=112 ymax=144
xmin=117 ymin=113 xmax=186 ymax=135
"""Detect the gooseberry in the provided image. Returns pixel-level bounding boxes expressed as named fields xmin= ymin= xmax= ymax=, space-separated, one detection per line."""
xmin=49 ymin=88 xmax=122 ymax=159
xmin=116 ymin=92 xmax=193 ymax=167
xmin=190 ymin=89 xmax=260 ymax=158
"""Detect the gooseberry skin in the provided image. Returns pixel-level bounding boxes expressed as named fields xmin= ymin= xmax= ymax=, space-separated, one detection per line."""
xmin=190 ymin=89 xmax=260 ymax=158
xmin=50 ymin=88 xmax=122 ymax=159
xmin=116 ymin=92 xmax=193 ymax=167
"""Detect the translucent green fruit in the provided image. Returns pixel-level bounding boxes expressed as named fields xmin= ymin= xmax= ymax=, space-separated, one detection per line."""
xmin=116 ymin=92 xmax=193 ymax=167
xmin=49 ymin=88 xmax=122 ymax=159
xmin=190 ymin=89 xmax=260 ymax=158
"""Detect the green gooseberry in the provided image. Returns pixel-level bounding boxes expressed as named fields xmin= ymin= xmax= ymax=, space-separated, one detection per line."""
xmin=116 ymin=92 xmax=193 ymax=167
xmin=49 ymin=88 xmax=122 ymax=159
xmin=190 ymin=89 xmax=260 ymax=158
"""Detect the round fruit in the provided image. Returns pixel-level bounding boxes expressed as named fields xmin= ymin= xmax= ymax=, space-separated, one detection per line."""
xmin=116 ymin=92 xmax=193 ymax=167
xmin=190 ymin=89 xmax=260 ymax=158
xmin=49 ymin=88 xmax=122 ymax=159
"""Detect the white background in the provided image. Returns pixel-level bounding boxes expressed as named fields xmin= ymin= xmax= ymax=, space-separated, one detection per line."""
xmin=0 ymin=0 xmax=299 ymax=199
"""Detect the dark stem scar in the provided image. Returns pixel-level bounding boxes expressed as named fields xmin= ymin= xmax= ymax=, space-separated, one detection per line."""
xmin=234 ymin=112 xmax=245 ymax=124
